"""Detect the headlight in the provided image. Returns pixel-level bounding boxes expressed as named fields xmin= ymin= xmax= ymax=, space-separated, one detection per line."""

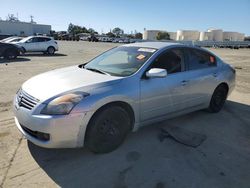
xmin=41 ymin=92 xmax=89 ymax=115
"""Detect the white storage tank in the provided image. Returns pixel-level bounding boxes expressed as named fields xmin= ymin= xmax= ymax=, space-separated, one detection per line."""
xmin=207 ymin=29 xmax=223 ymax=41
xmin=143 ymin=30 xmax=161 ymax=40
xmin=176 ymin=30 xmax=200 ymax=41
xmin=176 ymin=30 xmax=184 ymax=40
xmin=168 ymin=32 xmax=177 ymax=40
xmin=223 ymin=32 xmax=238 ymax=41
xmin=199 ymin=32 xmax=205 ymax=41
xmin=237 ymin=33 xmax=245 ymax=41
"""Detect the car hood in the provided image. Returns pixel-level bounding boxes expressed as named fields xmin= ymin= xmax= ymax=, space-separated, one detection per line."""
xmin=22 ymin=66 xmax=122 ymax=101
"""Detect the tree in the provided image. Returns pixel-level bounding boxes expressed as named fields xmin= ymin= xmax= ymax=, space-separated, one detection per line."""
xmin=88 ymin=28 xmax=95 ymax=34
xmin=67 ymin=23 xmax=88 ymax=35
xmin=156 ymin=32 xmax=170 ymax=40
xmin=106 ymin=32 xmax=115 ymax=38
xmin=67 ymin=23 xmax=74 ymax=33
xmin=135 ymin=32 xmax=142 ymax=39
xmin=112 ymin=27 xmax=124 ymax=37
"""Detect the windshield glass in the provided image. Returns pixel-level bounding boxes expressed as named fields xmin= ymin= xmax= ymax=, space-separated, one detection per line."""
xmin=19 ymin=37 xmax=31 ymax=43
xmin=84 ymin=46 xmax=156 ymax=77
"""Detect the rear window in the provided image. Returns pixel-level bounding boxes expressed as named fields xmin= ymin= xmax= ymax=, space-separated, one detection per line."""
xmin=187 ymin=49 xmax=216 ymax=70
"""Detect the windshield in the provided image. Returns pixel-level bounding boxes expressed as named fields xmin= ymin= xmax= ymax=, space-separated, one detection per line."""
xmin=84 ymin=46 xmax=156 ymax=77
xmin=1 ymin=37 xmax=14 ymax=42
xmin=19 ymin=37 xmax=31 ymax=43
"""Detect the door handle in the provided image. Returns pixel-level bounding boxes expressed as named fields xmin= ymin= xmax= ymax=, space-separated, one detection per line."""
xmin=213 ymin=73 xmax=218 ymax=77
xmin=181 ymin=80 xmax=188 ymax=86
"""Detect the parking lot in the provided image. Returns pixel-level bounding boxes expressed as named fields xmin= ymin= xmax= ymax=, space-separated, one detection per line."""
xmin=0 ymin=41 xmax=250 ymax=188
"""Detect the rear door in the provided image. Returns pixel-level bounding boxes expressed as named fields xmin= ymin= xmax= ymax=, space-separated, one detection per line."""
xmin=37 ymin=37 xmax=51 ymax=51
xmin=182 ymin=48 xmax=219 ymax=107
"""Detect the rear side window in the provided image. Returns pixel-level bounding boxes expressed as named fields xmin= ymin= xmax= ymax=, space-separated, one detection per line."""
xmin=187 ymin=49 xmax=216 ymax=70
xmin=151 ymin=48 xmax=185 ymax=74
xmin=37 ymin=37 xmax=51 ymax=42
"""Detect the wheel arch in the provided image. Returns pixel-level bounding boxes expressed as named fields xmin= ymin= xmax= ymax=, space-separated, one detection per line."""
xmin=88 ymin=101 xmax=135 ymax=131
xmin=47 ymin=46 xmax=55 ymax=51
xmin=21 ymin=46 xmax=26 ymax=53
xmin=216 ymin=82 xmax=229 ymax=94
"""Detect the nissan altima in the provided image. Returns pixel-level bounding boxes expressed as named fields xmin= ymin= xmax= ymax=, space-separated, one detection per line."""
xmin=13 ymin=42 xmax=235 ymax=153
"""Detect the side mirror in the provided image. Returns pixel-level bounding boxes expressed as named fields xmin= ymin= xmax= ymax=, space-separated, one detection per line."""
xmin=146 ymin=68 xmax=167 ymax=78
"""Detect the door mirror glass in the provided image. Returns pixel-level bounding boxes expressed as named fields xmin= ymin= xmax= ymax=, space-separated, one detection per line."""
xmin=146 ymin=68 xmax=167 ymax=78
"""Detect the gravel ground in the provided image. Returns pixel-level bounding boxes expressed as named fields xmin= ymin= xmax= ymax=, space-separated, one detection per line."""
xmin=0 ymin=41 xmax=250 ymax=188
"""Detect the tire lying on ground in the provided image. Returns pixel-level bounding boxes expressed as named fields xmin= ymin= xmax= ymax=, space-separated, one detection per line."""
xmin=85 ymin=105 xmax=132 ymax=153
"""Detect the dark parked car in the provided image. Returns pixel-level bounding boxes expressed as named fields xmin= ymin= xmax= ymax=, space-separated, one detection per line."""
xmin=0 ymin=42 xmax=23 ymax=60
xmin=88 ymin=35 xmax=99 ymax=42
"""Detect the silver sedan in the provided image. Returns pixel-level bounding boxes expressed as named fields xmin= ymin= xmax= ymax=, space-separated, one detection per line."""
xmin=13 ymin=42 xmax=235 ymax=153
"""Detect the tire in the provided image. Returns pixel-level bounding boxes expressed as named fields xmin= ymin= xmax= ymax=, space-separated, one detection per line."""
xmin=20 ymin=47 xmax=26 ymax=55
xmin=85 ymin=105 xmax=132 ymax=153
xmin=4 ymin=49 xmax=17 ymax=60
xmin=47 ymin=46 xmax=55 ymax=55
xmin=208 ymin=85 xmax=228 ymax=113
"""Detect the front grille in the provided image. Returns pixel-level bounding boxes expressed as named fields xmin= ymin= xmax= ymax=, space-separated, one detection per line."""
xmin=16 ymin=89 xmax=39 ymax=110
xmin=21 ymin=125 xmax=50 ymax=141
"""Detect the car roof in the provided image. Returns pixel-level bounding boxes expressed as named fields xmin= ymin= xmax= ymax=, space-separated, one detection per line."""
xmin=123 ymin=42 xmax=184 ymax=50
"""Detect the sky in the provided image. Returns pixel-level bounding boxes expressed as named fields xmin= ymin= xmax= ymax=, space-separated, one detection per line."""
xmin=1 ymin=0 xmax=250 ymax=35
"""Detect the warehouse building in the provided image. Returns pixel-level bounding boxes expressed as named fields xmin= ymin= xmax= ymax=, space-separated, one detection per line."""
xmin=0 ymin=20 xmax=51 ymax=36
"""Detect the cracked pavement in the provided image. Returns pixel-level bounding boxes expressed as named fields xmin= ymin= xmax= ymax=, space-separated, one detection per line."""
xmin=0 ymin=42 xmax=250 ymax=188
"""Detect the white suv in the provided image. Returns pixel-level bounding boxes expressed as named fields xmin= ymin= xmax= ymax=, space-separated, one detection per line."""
xmin=13 ymin=36 xmax=58 ymax=55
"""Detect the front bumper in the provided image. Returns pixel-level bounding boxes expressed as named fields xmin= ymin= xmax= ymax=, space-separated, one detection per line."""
xmin=14 ymin=105 xmax=91 ymax=148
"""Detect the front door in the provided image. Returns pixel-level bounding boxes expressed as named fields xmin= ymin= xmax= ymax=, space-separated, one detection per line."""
xmin=23 ymin=37 xmax=39 ymax=51
xmin=140 ymin=48 xmax=188 ymax=122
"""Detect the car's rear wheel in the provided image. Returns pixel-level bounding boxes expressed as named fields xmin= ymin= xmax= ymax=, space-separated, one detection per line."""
xmin=85 ymin=105 xmax=131 ymax=153
xmin=47 ymin=46 xmax=55 ymax=55
xmin=208 ymin=84 xmax=228 ymax=113
xmin=4 ymin=49 xmax=17 ymax=60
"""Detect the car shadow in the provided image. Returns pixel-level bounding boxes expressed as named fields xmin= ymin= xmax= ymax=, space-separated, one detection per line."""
xmin=0 ymin=57 xmax=30 ymax=64
xmin=21 ymin=53 xmax=67 ymax=57
xmin=28 ymin=100 xmax=250 ymax=188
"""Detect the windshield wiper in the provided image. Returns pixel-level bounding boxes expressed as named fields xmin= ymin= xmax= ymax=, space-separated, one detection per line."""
xmin=84 ymin=67 xmax=110 ymax=75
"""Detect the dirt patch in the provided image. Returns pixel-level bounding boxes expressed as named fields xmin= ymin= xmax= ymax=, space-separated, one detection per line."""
xmin=0 ymin=132 xmax=10 ymax=138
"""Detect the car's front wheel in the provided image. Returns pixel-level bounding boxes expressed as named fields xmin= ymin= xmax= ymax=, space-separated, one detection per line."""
xmin=4 ymin=49 xmax=18 ymax=60
xmin=85 ymin=105 xmax=132 ymax=153
xmin=47 ymin=46 xmax=55 ymax=55
xmin=208 ymin=84 xmax=228 ymax=113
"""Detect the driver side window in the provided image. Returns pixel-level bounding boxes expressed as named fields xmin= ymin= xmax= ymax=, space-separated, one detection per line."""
xmin=151 ymin=48 xmax=184 ymax=74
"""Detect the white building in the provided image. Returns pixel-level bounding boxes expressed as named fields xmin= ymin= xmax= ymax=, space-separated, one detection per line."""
xmin=0 ymin=20 xmax=51 ymax=36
